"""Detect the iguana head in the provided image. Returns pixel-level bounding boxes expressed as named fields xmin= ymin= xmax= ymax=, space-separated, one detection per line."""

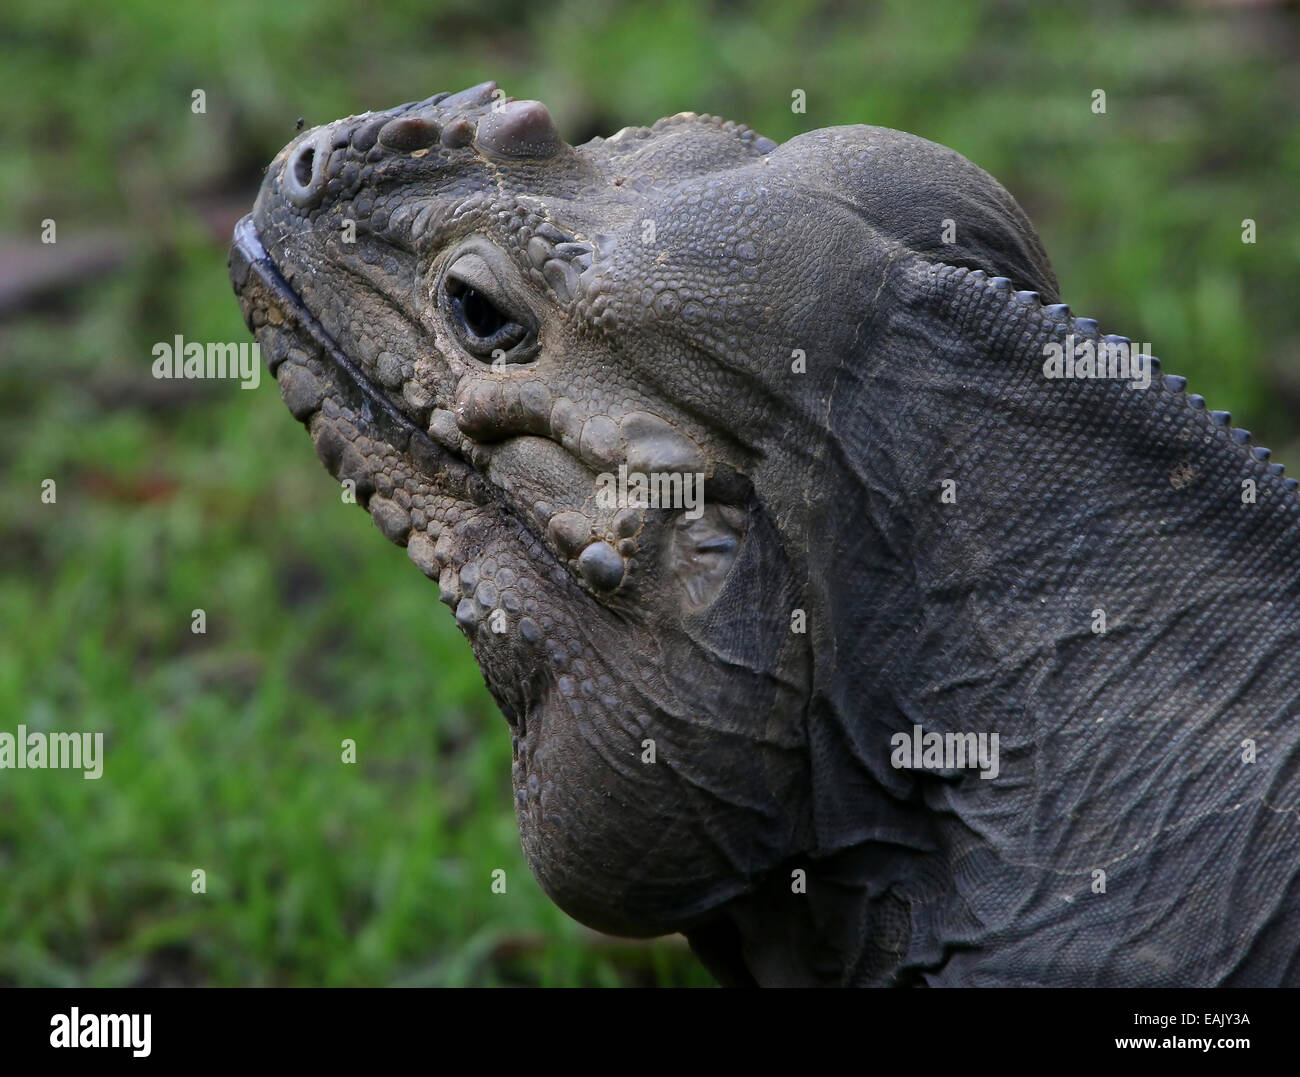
xmin=230 ymin=82 xmax=1057 ymax=939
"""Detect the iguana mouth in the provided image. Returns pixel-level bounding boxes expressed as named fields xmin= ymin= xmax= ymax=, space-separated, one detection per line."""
xmin=233 ymin=214 xmax=564 ymax=740
xmin=231 ymin=214 xmax=473 ymax=477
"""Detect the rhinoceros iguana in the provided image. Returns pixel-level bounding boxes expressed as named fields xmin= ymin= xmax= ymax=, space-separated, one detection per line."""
xmin=230 ymin=82 xmax=1300 ymax=987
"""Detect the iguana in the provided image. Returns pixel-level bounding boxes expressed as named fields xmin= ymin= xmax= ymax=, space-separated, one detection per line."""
xmin=230 ymin=83 xmax=1300 ymax=987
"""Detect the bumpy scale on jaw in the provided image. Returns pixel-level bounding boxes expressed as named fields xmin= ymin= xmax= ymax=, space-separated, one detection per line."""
xmin=234 ymin=83 xmax=1300 ymax=988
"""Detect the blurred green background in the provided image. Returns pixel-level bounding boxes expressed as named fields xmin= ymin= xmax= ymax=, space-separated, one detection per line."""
xmin=0 ymin=0 xmax=1296 ymax=986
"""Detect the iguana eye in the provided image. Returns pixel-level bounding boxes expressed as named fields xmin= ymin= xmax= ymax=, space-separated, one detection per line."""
xmin=453 ymin=283 xmax=507 ymax=339
xmin=446 ymin=278 xmax=525 ymax=351
xmin=440 ymin=248 xmax=536 ymax=362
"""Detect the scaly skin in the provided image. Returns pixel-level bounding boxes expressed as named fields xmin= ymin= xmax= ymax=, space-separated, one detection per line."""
xmin=231 ymin=83 xmax=1300 ymax=986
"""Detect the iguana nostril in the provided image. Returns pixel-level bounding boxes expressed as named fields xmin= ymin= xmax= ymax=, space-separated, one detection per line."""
xmin=292 ymin=145 xmax=314 ymax=188
xmin=283 ymin=134 xmax=325 ymax=205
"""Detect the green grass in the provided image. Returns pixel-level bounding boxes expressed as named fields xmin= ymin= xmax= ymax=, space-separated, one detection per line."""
xmin=0 ymin=0 xmax=1296 ymax=986
xmin=0 ymin=368 xmax=709 ymax=985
